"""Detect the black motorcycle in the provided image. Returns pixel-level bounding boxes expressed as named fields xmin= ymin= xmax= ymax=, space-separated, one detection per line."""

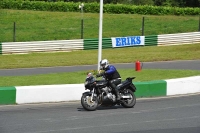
xmin=81 ymin=73 xmax=137 ymax=111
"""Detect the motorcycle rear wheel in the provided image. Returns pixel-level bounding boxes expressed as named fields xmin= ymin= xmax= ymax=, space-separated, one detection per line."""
xmin=121 ymin=89 xmax=136 ymax=108
xmin=81 ymin=93 xmax=98 ymax=111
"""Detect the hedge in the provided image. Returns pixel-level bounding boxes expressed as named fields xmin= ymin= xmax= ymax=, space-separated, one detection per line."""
xmin=0 ymin=1 xmax=200 ymax=15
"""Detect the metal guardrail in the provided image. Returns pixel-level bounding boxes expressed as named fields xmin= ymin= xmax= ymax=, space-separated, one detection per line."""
xmin=158 ymin=32 xmax=200 ymax=46
xmin=1 ymin=39 xmax=84 ymax=54
xmin=1 ymin=32 xmax=200 ymax=55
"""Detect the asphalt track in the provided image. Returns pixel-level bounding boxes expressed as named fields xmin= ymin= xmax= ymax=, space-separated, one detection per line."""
xmin=0 ymin=60 xmax=200 ymax=76
xmin=0 ymin=94 xmax=200 ymax=133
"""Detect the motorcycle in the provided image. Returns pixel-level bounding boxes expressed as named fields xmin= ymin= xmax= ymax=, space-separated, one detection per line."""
xmin=81 ymin=73 xmax=137 ymax=111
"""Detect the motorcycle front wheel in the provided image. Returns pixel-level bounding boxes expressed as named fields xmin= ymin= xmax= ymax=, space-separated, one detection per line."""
xmin=121 ymin=89 xmax=136 ymax=108
xmin=81 ymin=93 xmax=98 ymax=111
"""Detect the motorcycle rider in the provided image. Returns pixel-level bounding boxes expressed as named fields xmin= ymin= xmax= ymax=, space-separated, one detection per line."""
xmin=96 ymin=59 xmax=122 ymax=101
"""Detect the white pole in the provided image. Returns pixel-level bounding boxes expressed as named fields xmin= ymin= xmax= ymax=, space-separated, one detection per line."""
xmin=97 ymin=0 xmax=103 ymax=71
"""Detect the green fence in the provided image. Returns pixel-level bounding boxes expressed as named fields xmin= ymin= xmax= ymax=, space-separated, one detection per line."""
xmin=84 ymin=38 xmax=112 ymax=50
xmin=145 ymin=35 xmax=158 ymax=46
xmin=0 ymin=42 xmax=2 ymax=55
xmin=83 ymin=35 xmax=158 ymax=50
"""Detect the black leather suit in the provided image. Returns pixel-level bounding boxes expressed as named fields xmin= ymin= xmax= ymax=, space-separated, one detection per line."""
xmin=103 ymin=65 xmax=121 ymax=100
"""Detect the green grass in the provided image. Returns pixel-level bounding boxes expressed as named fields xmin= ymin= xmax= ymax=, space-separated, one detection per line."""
xmin=0 ymin=9 xmax=200 ymax=87
xmin=0 ymin=9 xmax=199 ymax=42
xmin=0 ymin=44 xmax=200 ymax=86
xmin=0 ymin=44 xmax=200 ymax=69
xmin=0 ymin=69 xmax=200 ymax=87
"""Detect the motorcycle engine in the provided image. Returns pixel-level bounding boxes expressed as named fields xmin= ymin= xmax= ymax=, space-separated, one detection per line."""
xmin=102 ymin=87 xmax=116 ymax=102
xmin=102 ymin=87 xmax=111 ymax=93
xmin=107 ymin=93 xmax=116 ymax=102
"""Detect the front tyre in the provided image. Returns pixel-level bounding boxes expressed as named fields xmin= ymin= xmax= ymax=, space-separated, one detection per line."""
xmin=81 ymin=93 xmax=98 ymax=111
xmin=121 ymin=89 xmax=136 ymax=108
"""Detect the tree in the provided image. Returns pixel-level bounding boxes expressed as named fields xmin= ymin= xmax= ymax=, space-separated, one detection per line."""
xmin=133 ymin=0 xmax=154 ymax=5
xmin=153 ymin=0 xmax=165 ymax=6
xmin=185 ymin=0 xmax=200 ymax=7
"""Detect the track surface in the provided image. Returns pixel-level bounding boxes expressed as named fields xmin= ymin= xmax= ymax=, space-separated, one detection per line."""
xmin=0 ymin=94 xmax=200 ymax=133
xmin=0 ymin=60 xmax=200 ymax=76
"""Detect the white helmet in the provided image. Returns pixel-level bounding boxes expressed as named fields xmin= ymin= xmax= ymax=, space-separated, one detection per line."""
xmin=100 ymin=59 xmax=109 ymax=69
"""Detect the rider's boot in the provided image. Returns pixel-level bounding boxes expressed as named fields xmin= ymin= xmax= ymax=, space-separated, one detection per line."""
xmin=115 ymin=89 xmax=121 ymax=101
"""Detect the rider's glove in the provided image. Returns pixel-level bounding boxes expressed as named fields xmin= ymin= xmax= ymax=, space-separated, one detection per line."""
xmin=96 ymin=74 xmax=100 ymax=78
xmin=96 ymin=72 xmax=104 ymax=78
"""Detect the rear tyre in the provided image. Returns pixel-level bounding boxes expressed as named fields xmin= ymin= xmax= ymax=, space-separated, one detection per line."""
xmin=81 ymin=93 xmax=98 ymax=111
xmin=121 ymin=89 xmax=136 ymax=108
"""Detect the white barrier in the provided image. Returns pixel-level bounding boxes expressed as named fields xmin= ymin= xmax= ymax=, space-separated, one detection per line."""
xmin=158 ymin=32 xmax=200 ymax=46
xmin=166 ymin=76 xmax=200 ymax=96
xmin=13 ymin=76 xmax=200 ymax=104
xmin=2 ymin=39 xmax=84 ymax=54
xmin=16 ymin=84 xmax=85 ymax=104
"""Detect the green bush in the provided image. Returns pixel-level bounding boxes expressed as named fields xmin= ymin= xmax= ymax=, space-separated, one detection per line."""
xmin=0 ymin=0 xmax=199 ymax=15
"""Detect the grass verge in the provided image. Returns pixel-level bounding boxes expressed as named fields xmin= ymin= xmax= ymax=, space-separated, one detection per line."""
xmin=0 ymin=69 xmax=200 ymax=87
xmin=0 ymin=44 xmax=200 ymax=69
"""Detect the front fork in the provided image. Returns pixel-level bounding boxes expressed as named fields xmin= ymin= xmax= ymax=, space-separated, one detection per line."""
xmin=90 ymin=88 xmax=97 ymax=102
